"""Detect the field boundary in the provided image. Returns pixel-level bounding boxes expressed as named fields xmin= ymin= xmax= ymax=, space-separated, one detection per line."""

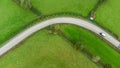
xmin=4 ymin=0 xmax=119 ymax=54
xmin=88 ymin=0 xmax=119 ymax=41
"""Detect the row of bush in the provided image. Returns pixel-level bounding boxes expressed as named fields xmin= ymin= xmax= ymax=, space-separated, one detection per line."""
xmin=12 ymin=1 xmax=116 ymax=68
xmin=13 ymin=0 xmax=120 ymax=54
xmin=14 ymin=0 xmax=117 ymax=41
xmin=45 ymin=24 xmax=112 ymax=68
xmin=89 ymin=0 xmax=108 ymax=17
xmin=89 ymin=0 xmax=120 ymax=41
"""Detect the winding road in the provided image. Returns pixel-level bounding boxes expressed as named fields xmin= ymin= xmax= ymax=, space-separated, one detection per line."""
xmin=0 ymin=17 xmax=120 ymax=56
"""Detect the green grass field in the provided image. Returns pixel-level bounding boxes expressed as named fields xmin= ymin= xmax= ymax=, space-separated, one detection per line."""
xmin=0 ymin=30 xmax=98 ymax=68
xmin=95 ymin=0 xmax=120 ymax=37
xmin=60 ymin=25 xmax=120 ymax=68
xmin=31 ymin=0 xmax=98 ymax=16
xmin=1 ymin=0 xmax=120 ymax=68
xmin=0 ymin=0 xmax=37 ymax=45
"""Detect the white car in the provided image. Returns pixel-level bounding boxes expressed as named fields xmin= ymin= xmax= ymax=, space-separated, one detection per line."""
xmin=90 ymin=17 xmax=94 ymax=20
xmin=99 ymin=32 xmax=106 ymax=37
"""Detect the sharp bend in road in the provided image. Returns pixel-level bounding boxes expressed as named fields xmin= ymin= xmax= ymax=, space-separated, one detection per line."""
xmin=0 ymin=17 xmax=120 ymax=56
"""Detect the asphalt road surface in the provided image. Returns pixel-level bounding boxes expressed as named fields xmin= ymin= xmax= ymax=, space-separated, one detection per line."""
xmin=0 ymin=17 xmax=120 ymax=56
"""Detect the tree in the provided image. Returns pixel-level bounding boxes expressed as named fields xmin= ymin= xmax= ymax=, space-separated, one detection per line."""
xmin=15 ymin=0 xmax=32 ymax=9
xmin=103 ymin=64 xmax=112 ymax=68
xmin=14 ymin=0 xmax=20 ymax=4
xmin=92 ymin=56 xmax=101 ymax=63
xmin=73 ymin=42 xmax=83 ymax=50
xmin=47 ymin=26 xmax=54 ymax=34
xmin=47 ymin=25 xmax=59 ymax=35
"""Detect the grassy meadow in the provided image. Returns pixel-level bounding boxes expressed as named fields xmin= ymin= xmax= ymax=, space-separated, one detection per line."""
xmin=31 ymin=0 xmax=98 ymax=16
xmin=95 ymin=0 xmax=120 ymax=37
xmin=1 ymin=0 xmax=120 ymax=68
xmin=0 ymin=0 xmax=37 ymax=45
xmin=60 ymin=25 xmax=120 ymax=68
xmin=0 ymin=30 xmax=98 ymax=68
